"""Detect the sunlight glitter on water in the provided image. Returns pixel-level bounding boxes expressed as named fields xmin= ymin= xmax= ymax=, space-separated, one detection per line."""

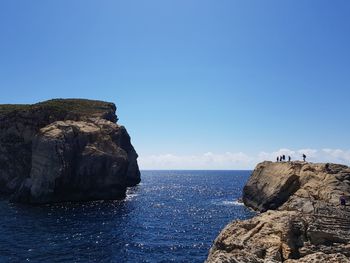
xmin=0 ymin=170 xmax=255 ymax=263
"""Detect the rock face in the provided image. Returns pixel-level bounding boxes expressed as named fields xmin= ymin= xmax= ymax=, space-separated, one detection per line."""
xmin=206 ymin=161 xmax=350 ymax=262
xmin=0 ymin=99 xmax=140 ymax=203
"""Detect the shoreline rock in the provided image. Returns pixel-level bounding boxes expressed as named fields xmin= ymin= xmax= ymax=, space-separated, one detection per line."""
xmin=0 ymin=99 xmax=140 ymax=204
xmin=206 ymin=161 xmax=350 ymax=262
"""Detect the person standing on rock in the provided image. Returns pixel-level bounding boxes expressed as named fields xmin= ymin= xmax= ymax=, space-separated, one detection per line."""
xmin=302 ymin=154 xmax=306 ymax=162
xmin=340 ymin=193 xmax=346 ymax=209
xmin=277 ymin=156 xmax=279 ymax=162
xmin=325 ymin=163 xmax=330 ymax=171
xmin=288 ymin=156 xmax=291 ymax=162
xmin=282 ymin=155 xmax=286 ymax=161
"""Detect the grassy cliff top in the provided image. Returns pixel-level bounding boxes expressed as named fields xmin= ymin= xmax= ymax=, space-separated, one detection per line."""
xmin=0 ymin=99 xmax=116 ymax=116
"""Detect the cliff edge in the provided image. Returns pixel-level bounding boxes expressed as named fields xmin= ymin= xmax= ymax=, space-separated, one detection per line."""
xmin=0 ymin=99 xmax=141 ymax=204
xmin=206 ymin=161 xmax=350 ymax=262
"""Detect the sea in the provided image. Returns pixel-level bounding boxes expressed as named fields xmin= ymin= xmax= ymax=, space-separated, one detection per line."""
xmin=0 ymin=170 xmax=255 ymax=263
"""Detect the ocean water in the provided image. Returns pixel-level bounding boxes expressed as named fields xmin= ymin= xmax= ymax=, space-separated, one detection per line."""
xmin=0 ymin=170 xmax=255 ymax=263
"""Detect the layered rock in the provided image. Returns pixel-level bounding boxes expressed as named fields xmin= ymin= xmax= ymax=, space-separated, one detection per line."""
xmin=0 ymin=99 xmax=140 ymax=203
xmin=206 ymin=161 xmax=350 ymax=262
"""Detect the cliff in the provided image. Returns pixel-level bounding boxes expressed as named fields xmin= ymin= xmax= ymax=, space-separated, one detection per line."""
xmin=0 ymin=99 xmax=140 ymax=203
xmin=206 ymin=161 xmax=350 ymax=262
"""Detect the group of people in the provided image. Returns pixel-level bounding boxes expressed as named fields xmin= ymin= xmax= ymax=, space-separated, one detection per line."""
xmin=276 ymin=154 xmax=307 ymax=162
xmin=276 ymin=155 xmax=291 ymax=162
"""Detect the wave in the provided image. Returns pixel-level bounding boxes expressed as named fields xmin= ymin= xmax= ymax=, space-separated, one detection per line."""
xmin=213 ymin=199 xmax=244 ymax=206
xmin=125 ymin=193 xmax=138 ymax=201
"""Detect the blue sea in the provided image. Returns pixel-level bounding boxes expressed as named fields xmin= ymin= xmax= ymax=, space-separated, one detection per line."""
xmin=0 ymin=170 xmax=255 ymax=263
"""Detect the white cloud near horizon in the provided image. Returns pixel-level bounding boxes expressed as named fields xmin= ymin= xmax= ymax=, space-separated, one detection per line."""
xmin=138 ymin=149 xmax=350 ymax=170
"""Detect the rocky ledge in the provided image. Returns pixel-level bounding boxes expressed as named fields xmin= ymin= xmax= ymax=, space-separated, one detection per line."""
xmin=206 ymin=161 xmax=350 ymax=262
xmin=0 ymin=99 xmax=140 ymax=204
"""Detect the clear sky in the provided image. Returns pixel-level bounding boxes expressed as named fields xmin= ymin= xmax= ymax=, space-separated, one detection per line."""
xmin=1 ymin=1 xmax=350 ymax=169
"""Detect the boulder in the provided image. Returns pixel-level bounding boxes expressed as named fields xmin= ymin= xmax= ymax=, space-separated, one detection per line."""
xmin=207 ymin=210 xmax=307 ymax=263
xmin=243 ymin=161 xmax=302 ymax=211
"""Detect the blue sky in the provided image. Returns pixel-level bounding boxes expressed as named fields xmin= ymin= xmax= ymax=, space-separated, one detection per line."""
xmin=1 ymin=1 xmax=350 ymax=169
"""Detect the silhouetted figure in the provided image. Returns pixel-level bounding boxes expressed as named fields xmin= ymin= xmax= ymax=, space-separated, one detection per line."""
xmin=325 ymin=163 xmax=330 ymax=171
xmin=288 ymin=156 xmax=291 ymax=162
xmin=282 ymin=155 xmax=286 ymax=161
xmin=277 ymin=157 xmax=279 ymax=162
xmin=340 ymin=193 xmax=346 ymax=209
xmin=280 ymin=156 xmax=283 ymax=162
xmin=302 ymin=154 xmax=306 ymax=162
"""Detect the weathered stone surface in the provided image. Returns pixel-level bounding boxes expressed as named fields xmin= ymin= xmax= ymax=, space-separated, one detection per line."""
xmin=243 ymin=162 xmax=302 ymax=211
xmin=243 ymin=161 xmax=350 ymax=213
xmin=284 ymin=252 xmax=350 ymax=263
xmin=207 ymin=162 xmax=350 ymax=262
xmin=207 ymin=211 xmax=307 ymax=263
xmin=0 ymin=99 xmax=140 ymax=203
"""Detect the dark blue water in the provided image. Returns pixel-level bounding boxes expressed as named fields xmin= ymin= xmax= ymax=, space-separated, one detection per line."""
xmin=0 ymin=170 xmax=255 ymax=263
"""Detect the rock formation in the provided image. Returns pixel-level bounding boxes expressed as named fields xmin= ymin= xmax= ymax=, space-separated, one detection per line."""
xmin=0 ymin=99 xmax=140 ymax=203
xmin=206 ymin=161 xmax=350 ymax=262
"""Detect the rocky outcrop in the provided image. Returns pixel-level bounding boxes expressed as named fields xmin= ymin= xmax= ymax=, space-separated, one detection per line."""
xmin=206 ymin=162 xmax=350 ymax=262
xmin=242 ymin=162 xmax=302 ymax=212
xmin=0 ymin=99 xmax=140 ymax=203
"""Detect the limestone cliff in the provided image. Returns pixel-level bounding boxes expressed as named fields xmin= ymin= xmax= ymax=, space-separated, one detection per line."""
xmin=0 ymin=99 xmax=140 ymax=203
xmin=206 ymin=161 xmax=350 ymax=262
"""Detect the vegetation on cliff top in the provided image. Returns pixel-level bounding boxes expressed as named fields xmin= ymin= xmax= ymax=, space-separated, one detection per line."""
xmin=0 ymin=99 xmax=116 ymax=117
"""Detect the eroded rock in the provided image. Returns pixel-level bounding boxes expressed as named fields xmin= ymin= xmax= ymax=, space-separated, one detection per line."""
xmin=207 ymin=162 xmax=350 ymax=262
xmin=0 ymin=99 xmax=140 ymax=203
xmin=243 ymin=162 xmax=302 ymax=211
